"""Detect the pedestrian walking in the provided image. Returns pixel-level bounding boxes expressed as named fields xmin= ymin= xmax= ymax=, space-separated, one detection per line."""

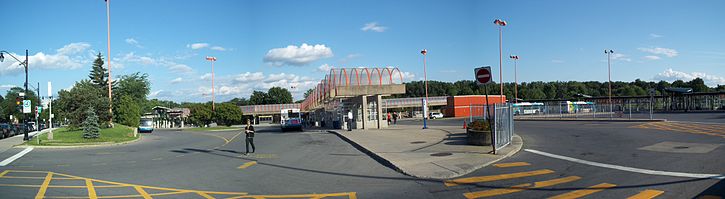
xmin=347 ymin=110 xmax=353 ymax=131
xmin=393 ymin=112 xmax=398 ymax=124
xmin=244 ymin=119 xmax=255 ymax=155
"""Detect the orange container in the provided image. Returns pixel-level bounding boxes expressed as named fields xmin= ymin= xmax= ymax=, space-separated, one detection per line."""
xmin=445 ymin=95 xmax=506 ymax=118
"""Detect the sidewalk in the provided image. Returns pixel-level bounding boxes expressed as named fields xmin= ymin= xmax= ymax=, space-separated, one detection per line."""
xmin=0 ymin=129 xmax=48 ymax=154
xmin=328 ymin=124 xmax=522 ymax=179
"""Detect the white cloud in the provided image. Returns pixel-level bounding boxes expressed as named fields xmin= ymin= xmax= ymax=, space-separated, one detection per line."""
xmin=149 ymin=90 xmax=164 ymax=98
xmin=263 ymin=43 xmax=333 ymax=66
xmin=654 ymin=68 xmax=725 ymax=86
xmin=638 ymin=47 xmax=678 ymax=57
xmin=125 ymin=38 xmax=143 ymax=48
xmin=361 ymin=22 xmax=387 ymax=32
xmin=339 ymin=53 xmax=361 ymax=63
xmin=643 ymin=55 xmax=661 ymax=60
xmin=116 ymin=53 xmax=193 ymax=74
xmin=401 ymin=71 xmax=416 ymax=82
xmin=317 ymin=64 xmax=334 ymax=72
xmin=610 ymin=53 xmax=632 ymax=62
xmin=170 ymin=77 xmax=183 ymax=84
xmin=0 ymin=84 xmax=18 ymax=90
xmin=200 ymin=73 xmax=212 ymax=81
xmin=187 ymin=43 xmax=210 ymax=50
xmin=167 ymin=63 xmax=193 ymax=74
xmin=649 ymin=33 xmax=663 ymax=38
xmin=1 ymin=42 xmax=93 ymax=76
xmin=233 ymin=72 xmax=265 ymax=83
xmin=210 ymin=46 xmax=226 ymax=51
xmin=57 ymin=42 xmax=91 ymax=55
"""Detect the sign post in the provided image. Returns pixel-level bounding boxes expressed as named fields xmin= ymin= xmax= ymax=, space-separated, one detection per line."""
xmin=475 ymin=66 xmax=496 ymax=154
xmin=22 ymin=100 xmax=31 ymax=114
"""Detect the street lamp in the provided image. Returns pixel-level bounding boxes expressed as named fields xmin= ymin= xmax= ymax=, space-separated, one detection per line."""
xmin=1 ymin=49 xmax=30 ymax=140
xmin=494 ymin=19 xmax=507 ymax=100
xmin=421 ymin=49 xmax=428 ymax=129
xmin=104 ymin=0 xmax=114 ymax=124
xmin=509 ymin=55 xmax=519 ymax=103
xmin=206 ymin=56 xmax=217 ymax=111
xmin=605 ymin=49 xmax=614 ymax=118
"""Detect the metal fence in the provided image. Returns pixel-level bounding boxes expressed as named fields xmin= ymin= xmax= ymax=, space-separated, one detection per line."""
xmin=513 ymin=101 xmax=655 ymax=120
xmin=468 ymin=103 xmax=515 ymax=153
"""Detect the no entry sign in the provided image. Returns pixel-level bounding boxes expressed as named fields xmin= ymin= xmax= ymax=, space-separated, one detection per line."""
xmin=475 ymin=66 xmax=492 ymax=85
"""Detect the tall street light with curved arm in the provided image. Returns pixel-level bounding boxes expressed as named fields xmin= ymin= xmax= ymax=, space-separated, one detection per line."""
xmin=0 ymin=49 xmax=30 ymax=140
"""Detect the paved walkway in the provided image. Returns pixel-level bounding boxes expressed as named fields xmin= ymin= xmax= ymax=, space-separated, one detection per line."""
xmin=328 ymin=124 xmax=522 ymax=179
xmin=0 ymin=129 xmax=47 ymax=154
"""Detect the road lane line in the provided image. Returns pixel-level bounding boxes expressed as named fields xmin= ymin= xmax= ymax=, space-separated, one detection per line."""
xmin=86 ymin=179 xmax=98 ymax=199
xmin=134 ymin=186 xmax=153 ymax=199
xmin=626 ymin=189 xmax=665 ymax=199
xmin=525 ymin=149 xmax=725 ymax=179
xmin=196 ymin=192 xmax=215 ymax=199
xmin=0 ymin=147 xmax=34 ymax=166
xmin=0 ymin=170 xmax=9 ymax=177
xmin=34 ymin=172 xmax=53 ymax=199
xmin=463 ymin=176 xmax=581 ymax=199
xmin=547 ymin=183 xmax=616 ymax=199
xmin=445 ymin=169 xmax=554 ymax=187
xmin=238 ymin=161 xmax=257 ymax=169
xmin=223 ymin=131 xmax=244 ymax=146
xmin=494 ymin=162 xmax=531 ymax=168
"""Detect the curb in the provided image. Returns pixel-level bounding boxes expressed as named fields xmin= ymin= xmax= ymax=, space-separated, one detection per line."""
xmin=326 ymin=130 xmax=405 ymax=175
xmin=328 ymin=129 xmax=524 ymax=180
xmin=515 ymin=119 xmax=666 ymax=122
xmin=16 ymin=135 xmax=143 ymax=149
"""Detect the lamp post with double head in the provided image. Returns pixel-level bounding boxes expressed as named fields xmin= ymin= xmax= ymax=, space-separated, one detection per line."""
xmin=605 ymin=49 xmax=614 ymax=118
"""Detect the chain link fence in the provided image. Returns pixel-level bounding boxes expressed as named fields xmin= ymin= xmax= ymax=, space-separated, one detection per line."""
xmin=512 ymin=101 xmax=656 ymax=120
xmin=467 ymin=103 xmax=514 ymax=152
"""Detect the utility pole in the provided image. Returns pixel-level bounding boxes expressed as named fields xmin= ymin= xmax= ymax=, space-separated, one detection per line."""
xmin=36 ymin=82 xmax=40 ymax=131
xmin=24 ymin=50 xmax=29 ymax=140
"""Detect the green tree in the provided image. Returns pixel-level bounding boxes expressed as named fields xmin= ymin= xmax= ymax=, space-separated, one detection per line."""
xmin=267 ymin=87 xmax=293 ymax=104
xmin=189 ymin=104 xmax=213 ymax=127
xmin=82 ymin=106 xmax=100 ymax=139
xmin=2 ymin=87 xmax=40 ymax=123
xmin=228 ymin=97 xmax=249 ymax=106
xmin=56 ymin=80 xmax=112 ymax=128
xmin=688 ymin=78 xmax=709 ymax=92
xmin=249 ymin=91 xmax=269 ymax=105
xmin=303 ymin=89 xmax=314 ymax=99
xmin=116 ymin=95 xmax=141 ymax=127
xmin=89 ymin=53 xmax=109 ymax=89
xmin=214 ymin=103 xmax=243 ymax=126
xmin=115 ymin=72 xmax=150 ymax=102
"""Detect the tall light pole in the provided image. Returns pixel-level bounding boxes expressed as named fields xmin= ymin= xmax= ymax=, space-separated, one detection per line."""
xmin=105 ymin=0 xmax=113 ymax=124
xmin=494 ymin=19 xmax=507 ymax=100
xmin=509 ymin=55 xmax=519 ymax=103
xmin=0 ymin=50 xmax=30 ymax=140
xmin=421 ymin=49 xmax=428 ymax=129
xmin=605 ymin=49 xmax=614 ymax=118
xmin=206 ymin=56 xmax=217 ymax=111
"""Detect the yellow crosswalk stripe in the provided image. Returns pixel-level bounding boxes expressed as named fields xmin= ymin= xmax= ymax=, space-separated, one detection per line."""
xmin=445 ymin=169 xmax=554 ymax=187
xmin=627 ymin=189 xmax=665 ymax=199
xmin=547 ymin=183 xmax=616 ymax=199
xmin=238 ymin=161 xmax=257 ymax=169
xmin=463 ymin=176 xmax=581 ymax=199
xmin=494 ymin=162 xmax=531 ymax=168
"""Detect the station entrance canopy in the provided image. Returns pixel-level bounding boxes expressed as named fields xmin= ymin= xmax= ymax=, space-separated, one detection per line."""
xmin=301 ymin=67 xmax=406 ymax=111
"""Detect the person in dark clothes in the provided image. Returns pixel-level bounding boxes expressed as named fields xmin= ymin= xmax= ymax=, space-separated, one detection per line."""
xmin=393 ymin=112 xmax=398 ymax=124
xmin=244 ymin=119 xmax=255 ymax=155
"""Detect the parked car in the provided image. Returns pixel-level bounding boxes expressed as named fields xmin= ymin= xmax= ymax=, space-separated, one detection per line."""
xmin=0 ymin=123 xmax=13 ymax=139
xmin=429 ymin=112 xmax=444 ymax=119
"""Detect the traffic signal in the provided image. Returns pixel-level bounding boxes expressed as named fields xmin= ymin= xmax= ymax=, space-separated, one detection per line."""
xmin=16 ymin=96 xmax=21 ymax=105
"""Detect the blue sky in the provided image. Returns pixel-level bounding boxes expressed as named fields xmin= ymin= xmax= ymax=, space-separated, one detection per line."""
xmin=1 ymin=0 xmax=724 ymax=102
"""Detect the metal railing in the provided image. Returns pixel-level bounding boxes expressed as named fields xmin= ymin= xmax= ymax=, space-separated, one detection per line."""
xmin=513 ymin=101 xmax=655 ymax=120
xmin=468 ymin=103 xmax=515 ymax=153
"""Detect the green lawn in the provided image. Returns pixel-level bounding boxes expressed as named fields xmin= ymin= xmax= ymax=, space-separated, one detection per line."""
xmin=28 ymin=124 xmax=139 ymax=146
xmin=184 ymin=126 xmax=240 ymax=131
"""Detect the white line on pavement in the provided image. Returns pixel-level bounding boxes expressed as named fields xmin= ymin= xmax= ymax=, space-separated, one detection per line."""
xmin=0 ymin=147 xmax=34 ymax=166
xmin=524 ymin=149 xmax=725 ymax=179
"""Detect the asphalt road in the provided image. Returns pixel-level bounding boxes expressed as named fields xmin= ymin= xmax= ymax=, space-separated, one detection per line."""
xmin=0 ymin=113 xmax=723 ymax=198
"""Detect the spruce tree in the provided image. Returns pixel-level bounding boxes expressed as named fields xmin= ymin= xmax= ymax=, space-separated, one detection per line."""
xmin=82 ymin=107 xmax=101 ymax=139
xmin=89 ymin=53 xmax=108 ymax=89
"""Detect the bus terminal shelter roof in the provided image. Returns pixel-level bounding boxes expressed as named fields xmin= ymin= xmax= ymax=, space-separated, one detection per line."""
xmin=300 ymin=67 xmax=406 ymax=111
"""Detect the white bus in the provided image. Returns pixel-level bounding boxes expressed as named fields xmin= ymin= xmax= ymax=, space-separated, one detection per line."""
xmin=280 ymin=108 xmax=303 ymax=131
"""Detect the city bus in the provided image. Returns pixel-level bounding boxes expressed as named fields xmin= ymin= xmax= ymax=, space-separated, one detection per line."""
xmin=280 ymin=108 xmax=303 ymax=131
xmin=512 ymin=102 xmax=544 ymax=115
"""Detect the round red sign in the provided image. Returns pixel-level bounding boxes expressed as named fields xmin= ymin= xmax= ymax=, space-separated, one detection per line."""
xmin=476 ymin=68 xmax=491 ymax=84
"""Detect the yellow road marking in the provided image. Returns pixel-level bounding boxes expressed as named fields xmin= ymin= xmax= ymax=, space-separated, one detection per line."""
xmin=0 ymin=170 xmax=9 ymax=177
xmin=34 ymin=172 xmax=53 ymax=199
xmin=463 ymin=176 xmax=581 ymax=199
xmin=134 ymin=186 xmax=152 ymax=199
xmin=197 ymin=192 xmax=215 ymax=199
xmin=647 ymin=122 xmax=725 ymax=138
xmin=547 ymin=183 xmax=616 ymax=199
xmin=627 ymin=189 xmax=665 ymax=199
xmin=238 ymin=161 xmax=258 ymax=169
xmin=223 ymin=131 xmax=244 ymax=146
xmin=445 ymin=169 xmax=554 ymax=187
xmin=494 ymin=162 xmax=531 ymax=168
xmin=0 ymin=183 xmax=41 ymax=188
xmin=86 ymin=179 xmax=98 ymax=199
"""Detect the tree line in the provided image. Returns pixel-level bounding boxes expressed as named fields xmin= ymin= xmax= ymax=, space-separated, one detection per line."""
xmin=394 ymin=78 xmax=725 ymax=100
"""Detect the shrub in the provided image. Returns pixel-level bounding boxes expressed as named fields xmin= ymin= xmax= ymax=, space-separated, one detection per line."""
xmin=82 ymin=107 xmax=101 ymax=139
xmin=467 ymin=119 xmax=491 ymax=131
